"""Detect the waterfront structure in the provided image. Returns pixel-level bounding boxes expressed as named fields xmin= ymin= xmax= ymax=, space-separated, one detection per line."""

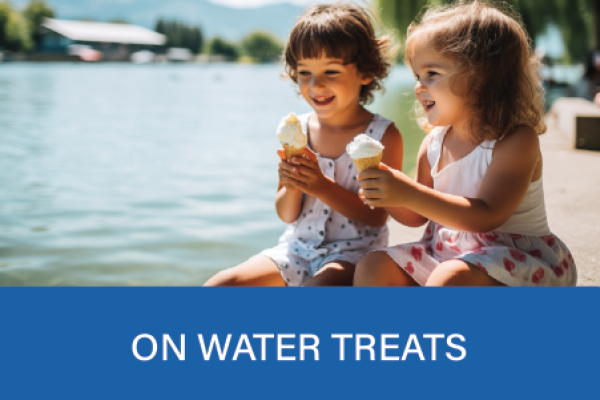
xmin=38 ymin=18 xmax=166 ymax=61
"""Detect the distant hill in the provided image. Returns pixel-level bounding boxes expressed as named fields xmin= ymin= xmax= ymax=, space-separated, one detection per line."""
xmin=14 ymin=0 xmax=306 ymax=41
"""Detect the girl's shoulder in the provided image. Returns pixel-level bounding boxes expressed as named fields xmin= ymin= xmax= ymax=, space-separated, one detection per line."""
xmin=492 ymin=125 xmax=540 ymax=163
xmin=496 ymin=124 xmax=539 ymax=146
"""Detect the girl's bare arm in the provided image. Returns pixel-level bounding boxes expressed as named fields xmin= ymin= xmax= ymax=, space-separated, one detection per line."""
xmin=383 ymin=135 xmax=431 ymax=227
xmin=275 ymin=185 xmax=303 ymax=224
xmin=359 ymin=126 xmax=540 ymax=232
xmin=275 ymin=150 xmax=304 ymax=224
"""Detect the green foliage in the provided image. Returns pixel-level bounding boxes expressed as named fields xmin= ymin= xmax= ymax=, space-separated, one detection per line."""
xmin=507 ymin=0 xmax=593 ymax=63
xmin=155 ymin=19 xmax=203 ymax=54
xmin=376 ymin=0 xmax=596 ymax=63
xmin=208 ymin=36 xmax=239 ymax=59
xmin=0 ymin=1 xmax=33 ymax=52
xmin=376 ymin=0 xmax=451 ymax=42
xmin=22 ymin=0 xmax=54 ymax=50
xmin=241 ymin=30 xmax=283 ymax=62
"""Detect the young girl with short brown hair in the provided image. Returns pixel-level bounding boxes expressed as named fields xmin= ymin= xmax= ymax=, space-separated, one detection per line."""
xmin=206 ymin=3 xmax=403 ymax=286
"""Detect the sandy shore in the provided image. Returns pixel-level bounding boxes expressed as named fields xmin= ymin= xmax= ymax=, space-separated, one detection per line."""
xmin=388 ymin=116 xmax=600 ymax=286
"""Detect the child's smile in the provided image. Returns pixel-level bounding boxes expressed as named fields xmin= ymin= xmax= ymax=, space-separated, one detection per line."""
xmin=311 ymin=95 xmax=336 ymax=107
xmin=297 ymin=56 xmax=372 ymax=123
xmin=425 ymin=100 xmax=436 ymax=112
xmin=411 ymin=44 xmax=469 ymax=129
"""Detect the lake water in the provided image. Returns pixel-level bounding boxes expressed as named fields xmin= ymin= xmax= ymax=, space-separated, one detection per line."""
xmin=0 ymin=63 xmax=425 ymax=285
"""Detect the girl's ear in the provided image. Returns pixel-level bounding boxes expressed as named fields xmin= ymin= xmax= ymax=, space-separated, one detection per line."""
xmin=360 ymin=75 xmax=374 ymax=85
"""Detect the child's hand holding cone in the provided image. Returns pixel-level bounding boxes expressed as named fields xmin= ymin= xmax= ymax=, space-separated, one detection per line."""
xmin=347 ymin=134 xmax=385 ymax=208
xmin=278 ymin=147 xmax=330 ymax=197
xmin=358 ymin=163 xmax=413 ymax=208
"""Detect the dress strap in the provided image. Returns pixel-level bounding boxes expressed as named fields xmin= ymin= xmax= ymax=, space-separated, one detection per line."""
xmin=427 ymin=125 xmax=450 ymax=171
xmin=296 ymin=112 xmax=392 ymax=145
xmin=365 ymin=114 xmax=393 ymax=142
xmin=298 ymin=113 xmax=392 ymax=141
xmin=479 ymin=139 xmax=496 ymax=166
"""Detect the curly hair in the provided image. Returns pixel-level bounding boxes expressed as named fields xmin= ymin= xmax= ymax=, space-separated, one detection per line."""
xmin=284 ymin=3 xmax=396 ymax=105
xmin=405 ymin=0 xmax=546 ymax=140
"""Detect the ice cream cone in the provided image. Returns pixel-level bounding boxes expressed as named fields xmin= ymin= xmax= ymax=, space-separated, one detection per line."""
xmin=277 ymin=113 xmax=307 ymax=160
xmin=352 ymin=153 xmax=383 ymax=173
xmin=283 ymin=143 xmax=306 ymax=161
xmin=346 ymin=133 xmax=385 ymax=173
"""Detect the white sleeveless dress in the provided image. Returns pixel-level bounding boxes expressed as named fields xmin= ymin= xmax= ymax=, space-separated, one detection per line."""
xmin=261 ymin=113 xmax=393 ymax=286
xmin=375 ymin=125 xmax=577 ymax=286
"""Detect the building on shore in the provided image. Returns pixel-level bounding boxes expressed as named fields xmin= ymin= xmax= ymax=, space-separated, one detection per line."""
xmin=37 ymin=18 xmax=166 ymax=61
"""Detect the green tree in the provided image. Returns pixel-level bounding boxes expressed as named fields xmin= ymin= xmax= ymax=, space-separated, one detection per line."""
xmin=0 ymin=1 xmax=32 ymax=52
xmin=376 ymin=0 xmax=596 ymax=63
xmin=22 ymin=0 xmax=55 ymax=50
xmin=508 ymin=0 xmax=593 ymax=63
xmin=241 ymin=30 xmax=283 ymax=62
xmin=376 ymin=0 xmax=432 ymax=39
xmin=208 ymin=36 xmax=239 ymax=59
xmin=155 ymin=18 xmax=203 ymax=54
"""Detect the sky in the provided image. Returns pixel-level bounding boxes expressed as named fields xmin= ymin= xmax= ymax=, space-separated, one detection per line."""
xmin=207 ymin=0 xmax=563 ymax=57
xmin=208 ymin=0 xmax=342 ymax=7
xmin=10 ymin=0 xmax=356 ymax=8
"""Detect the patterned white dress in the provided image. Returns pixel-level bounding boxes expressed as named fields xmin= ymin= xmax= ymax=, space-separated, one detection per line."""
xmin=261 ymin=113 xmax=393 ymax=286
xmin=375 ymin=125 xmax=577 ymax=286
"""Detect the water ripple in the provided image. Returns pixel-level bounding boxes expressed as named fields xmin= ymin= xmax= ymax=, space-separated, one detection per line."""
xmin=0 ymin=63 xmax=420 ymax=285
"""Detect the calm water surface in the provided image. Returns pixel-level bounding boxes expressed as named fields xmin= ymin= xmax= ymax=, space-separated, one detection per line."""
xmin=0 ymin=63 xmax=423 ymax=285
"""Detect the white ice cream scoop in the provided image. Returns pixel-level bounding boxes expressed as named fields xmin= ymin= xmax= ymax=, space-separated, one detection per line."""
xmin=346 ymin=134 xmax=384 ymax=160
xmin=276 ymin=113 xmax=307 ymax=147
xmin=347 ymin=134 xmax=385 ymax=210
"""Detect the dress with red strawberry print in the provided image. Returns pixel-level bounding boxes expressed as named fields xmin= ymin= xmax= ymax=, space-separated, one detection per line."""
xmin=373 ymin=126 xmax=576 ymax=286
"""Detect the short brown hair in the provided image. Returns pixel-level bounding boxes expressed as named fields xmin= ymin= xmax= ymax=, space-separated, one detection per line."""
xmin=406 ymin=0 xmax=546 ymax=140
xmin=284 ymin=4 xmax=395 ymax=105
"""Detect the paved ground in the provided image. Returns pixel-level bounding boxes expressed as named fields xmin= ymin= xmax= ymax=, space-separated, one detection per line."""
xmin=388 ymin=116 xmax=600 ymax=286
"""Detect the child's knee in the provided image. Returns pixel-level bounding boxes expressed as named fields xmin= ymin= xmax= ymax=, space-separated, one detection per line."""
xmin=354 ymin=252 xmax=377 ymax=284
xmin=354 ymin=251 xmax=395 ymax=286
xmin=204 ymin=268 xmax=239 ymax=286
xmin=425 ymin=260 xmax=477 ymax=286
xmin=303 ymin=261 xmax=354 ymax=286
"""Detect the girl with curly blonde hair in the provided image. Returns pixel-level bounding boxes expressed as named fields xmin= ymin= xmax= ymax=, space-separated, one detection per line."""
xmin=355 ymin=0 xmax=576 ymax=287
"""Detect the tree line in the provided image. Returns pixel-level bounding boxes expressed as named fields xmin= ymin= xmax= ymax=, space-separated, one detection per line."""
xmin=155 ymin=19 xmax=203 ymax=55
xmin=0 ymin=0 xmax=284 ymax=62
xmin=205 ymin=30 xmax=283 ymax=62
xmin=0 ymin=0 xmax=54 ymax=52
xmin=376 ymin=0 xmax=596 ymax=63
xmin=155 ymin=18 xmax=283 ymax=62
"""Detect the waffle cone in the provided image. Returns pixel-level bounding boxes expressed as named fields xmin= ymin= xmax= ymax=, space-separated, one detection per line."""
xmin=283 ymin=144 xmax=306 ymax=160
xmin=352 ymin=153 xmax=382 ymax=173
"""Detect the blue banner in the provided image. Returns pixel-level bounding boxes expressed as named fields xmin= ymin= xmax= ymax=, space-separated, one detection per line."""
xmin=0 ymin=288 xmax=598 ymax=399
